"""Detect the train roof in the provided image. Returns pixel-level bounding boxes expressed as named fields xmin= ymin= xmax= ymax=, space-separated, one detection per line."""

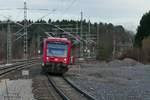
xmin=44 ymin=37 xmax=71 ymax=44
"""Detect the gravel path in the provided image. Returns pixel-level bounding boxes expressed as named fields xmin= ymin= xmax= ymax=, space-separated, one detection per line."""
xmin=0 ymin=79 xmax=35 ymax=100
xmin=65 ymin=59 xmax=150 ymax=100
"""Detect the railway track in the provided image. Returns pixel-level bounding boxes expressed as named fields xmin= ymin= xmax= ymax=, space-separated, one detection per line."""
xmin=0 ymin=59 xmax=39 ymax=77
xmin=47 ymin=75 xmax=96 ymax=100
xmin=0 ymin=58 xmax=38 ymax=65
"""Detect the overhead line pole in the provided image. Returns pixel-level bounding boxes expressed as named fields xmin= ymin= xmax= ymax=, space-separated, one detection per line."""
xmin=96 ymin=23 xmax=99 ymax=58
xmin=80 ymin=11 xmax=83 ymax=57
xmin=0 ymin=2 xmax=56 ymax=62
xmin=24 ymin=1 xmax=28 ymax=60
xmin=88 ymin=20 xmax=91 ymax=57
xmin=88 ymin=20 xmax=91 ymax=38
xmin=6 ymin=20 xmax=12 ymax=64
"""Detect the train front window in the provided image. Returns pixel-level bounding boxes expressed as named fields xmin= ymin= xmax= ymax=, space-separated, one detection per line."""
xmin=47 ymin=42 xmax=68 ymax=57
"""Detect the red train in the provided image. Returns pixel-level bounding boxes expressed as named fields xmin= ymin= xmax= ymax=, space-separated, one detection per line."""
xmin=42 ymin=37 xmax=74 ymax=74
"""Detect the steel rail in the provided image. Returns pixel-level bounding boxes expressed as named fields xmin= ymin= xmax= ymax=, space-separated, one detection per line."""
xmin=0 ymin=58 xmax=38 ymax=66
xmin=47 ymin=75 xmax=96 ymax=100
xmin=63 ymin=76 xmax=96 ymax=100
xmin=47 ymin=75 xmax=70 ymax=100
xmin=0 ymin=59 xmax=38 ymax=76
xmin=0 ymin=59 xmax=38 ymax=70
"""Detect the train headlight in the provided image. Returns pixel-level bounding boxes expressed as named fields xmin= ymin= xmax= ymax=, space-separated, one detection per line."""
xmin=42 ymin=62 xmax=44 ymax=66
xmin=46 ymin=57 xmax=49 ymax=61
xmin=64 ymin=58 xmax=67 ymax=63
xmin=54 ymin=58 xmax=58 ymax=61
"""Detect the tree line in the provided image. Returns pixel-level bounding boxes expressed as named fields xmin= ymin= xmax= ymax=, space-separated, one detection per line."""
xmin=0 ymin=19 xmax=133 ymax=62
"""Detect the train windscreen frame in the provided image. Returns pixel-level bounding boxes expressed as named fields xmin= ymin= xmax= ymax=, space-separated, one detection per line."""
xmin=47 ymin=42 xmax=68 ymax=57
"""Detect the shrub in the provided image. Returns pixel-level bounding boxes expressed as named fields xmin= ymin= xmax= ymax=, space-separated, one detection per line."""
xmin=142 ymin=36 xmax=150 ymax=62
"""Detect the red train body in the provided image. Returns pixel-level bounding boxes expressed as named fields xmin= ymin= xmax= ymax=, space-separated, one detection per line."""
xmin=42 ymin=37 xmax=72 ymax=74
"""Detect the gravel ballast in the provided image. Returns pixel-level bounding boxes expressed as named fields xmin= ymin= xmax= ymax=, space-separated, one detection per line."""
xmin=65 ymin=58 xmax=150 ymax=100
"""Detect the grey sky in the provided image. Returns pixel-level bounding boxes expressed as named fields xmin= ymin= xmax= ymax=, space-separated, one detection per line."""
xmin=0 ymin=0 xmax=150 ymax=32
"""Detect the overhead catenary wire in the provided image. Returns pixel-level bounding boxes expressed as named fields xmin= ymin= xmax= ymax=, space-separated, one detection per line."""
xmin=0 ymin=1 xmax=83 ymax=62
xmin=0 ymin=2 xmax=92 ymax=45
xmin=46 ymin=0 xmax=77 ymax=22
xmin=0 ymin=1 xmax=89 ymax=43
xmin=1 ymin=1 xmax=58 ymax=59
xmin=14 ymin=10 xmax=23 ymax=22
xmin=11 ymin=0 xmax=62 ymax=40
xmin=62 ymin=0 xmax=77 ymax=14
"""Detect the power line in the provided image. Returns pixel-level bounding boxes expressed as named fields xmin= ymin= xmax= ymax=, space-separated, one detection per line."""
xmin=51 ymin=0 xmax=77 ymax=21
xmin=13 ymin=1 xmax=57 ymax=59
xmin=62 ymin=0 xmax=77 ymax=13
xmin=14 ymin=10 xmax=23 ymax=21
xmin=14 ymin=12 xmax=57 ymax=41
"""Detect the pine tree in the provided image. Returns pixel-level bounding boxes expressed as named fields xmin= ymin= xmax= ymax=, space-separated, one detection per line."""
xmin=134 ymin=11 xmax=150 ymax=47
